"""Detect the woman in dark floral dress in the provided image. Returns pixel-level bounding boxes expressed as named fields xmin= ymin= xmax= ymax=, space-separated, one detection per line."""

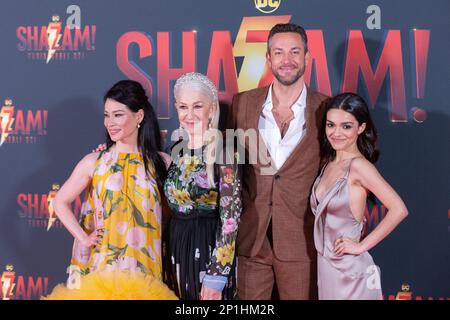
xmin=163 ymin=72 xmax=242 ymax=300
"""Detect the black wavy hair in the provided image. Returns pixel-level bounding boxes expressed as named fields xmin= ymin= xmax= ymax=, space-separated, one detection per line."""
xmin=320 ymin=92 xmax=380 ymax=164
xmin=104 ymin=80 xmax=167 ymax=188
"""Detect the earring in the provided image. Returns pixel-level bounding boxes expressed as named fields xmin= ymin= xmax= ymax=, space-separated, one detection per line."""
xmin=208 ymin=118 xmax=212 ymax=129
xmin=137 ymin=123 xmax=141 ymax=128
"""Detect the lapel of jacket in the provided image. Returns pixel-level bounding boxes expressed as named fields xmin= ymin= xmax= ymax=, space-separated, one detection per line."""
xmin=246 ymin=86 xmax=275 ymax=170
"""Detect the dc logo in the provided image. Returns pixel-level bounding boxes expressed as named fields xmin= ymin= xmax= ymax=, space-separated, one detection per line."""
xmin=254 ymin=0 xmax=281 ymax=14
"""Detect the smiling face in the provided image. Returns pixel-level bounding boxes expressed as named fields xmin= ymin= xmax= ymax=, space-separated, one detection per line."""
xmin=267 ymin=32 xmax=310 ymax=86
xmin=325 ymin=109 xmax=366 ymax=152
xmin=174 ymin=86 xmax=214 ymax=137
xmin=103 ymin=98 xmax=143 ymax=143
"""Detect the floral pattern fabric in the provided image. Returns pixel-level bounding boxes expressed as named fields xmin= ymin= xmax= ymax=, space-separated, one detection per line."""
xmin=70 ymin=146 xmax=162 ymax=279
xmin=164 ymin=148 xmax=242 ymax=278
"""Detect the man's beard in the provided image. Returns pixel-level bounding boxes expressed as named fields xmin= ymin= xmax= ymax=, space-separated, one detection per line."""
xmin=273 ymin=64 xmax=305 ymax=86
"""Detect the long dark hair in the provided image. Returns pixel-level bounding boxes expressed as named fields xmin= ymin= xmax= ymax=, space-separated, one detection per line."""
xmin=104 ymin=80 xmax=167 ymax=188
xmin=320 ymin=92 xmax=380 ymax=165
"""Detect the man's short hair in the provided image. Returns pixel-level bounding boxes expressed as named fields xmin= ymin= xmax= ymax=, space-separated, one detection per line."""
xmin=267 ymin=23 xmax=308 ymax=53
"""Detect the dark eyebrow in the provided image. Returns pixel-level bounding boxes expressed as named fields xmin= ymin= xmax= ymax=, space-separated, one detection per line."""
xmin=326 ymin=120 xmax=354 ymax=125
xmin=273 ymin=47 xmax=301 ymax=50
xmin=104 ymin=110 xmax=125 ymax=114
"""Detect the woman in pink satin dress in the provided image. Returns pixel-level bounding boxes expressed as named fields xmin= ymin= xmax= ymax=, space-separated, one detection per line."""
xmin=311 ymin=93 xmax=408 ymax=300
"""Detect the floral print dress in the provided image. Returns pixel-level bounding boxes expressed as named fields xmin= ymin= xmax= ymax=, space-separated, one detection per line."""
xmin=163 ymin=144 xmax=242 ymax=300
xmin=71 ymin=146 xmax=163 ymax=278
xmin=44 ymin=145 xmax=179 ymax=300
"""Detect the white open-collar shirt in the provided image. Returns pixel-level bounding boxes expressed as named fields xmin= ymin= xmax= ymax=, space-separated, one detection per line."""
xmin=258 ymin=83 xmax=307 ymax=170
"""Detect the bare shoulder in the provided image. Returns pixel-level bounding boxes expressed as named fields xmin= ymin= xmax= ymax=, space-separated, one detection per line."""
xmin=350 ymin=156 xmax=374 ymax=171
xmin=77 ymin=152 xmax=100 ymax=177
xmin=159 ymin=151 xmax=172 ymax=169
xmin=350 ymin=157 xmax=381 ymax=182
xmin=82 ymin=151 xmax=100 ymax=165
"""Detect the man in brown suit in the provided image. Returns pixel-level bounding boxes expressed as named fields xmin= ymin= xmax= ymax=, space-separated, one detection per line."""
xmin=227 ymin=24 xmax=328 ymax=299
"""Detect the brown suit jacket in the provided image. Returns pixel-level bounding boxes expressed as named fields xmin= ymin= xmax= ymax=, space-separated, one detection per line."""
xmin=228 ymin=86 xmax=328 ymax=262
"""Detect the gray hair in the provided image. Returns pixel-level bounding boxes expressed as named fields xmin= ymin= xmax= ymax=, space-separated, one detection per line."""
xmin=174 ymin=72 xmax=218 ymax=103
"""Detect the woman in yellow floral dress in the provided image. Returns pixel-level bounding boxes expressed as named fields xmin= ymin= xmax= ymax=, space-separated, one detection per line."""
xmin=44 ymin=80 xmax=176 ymax=299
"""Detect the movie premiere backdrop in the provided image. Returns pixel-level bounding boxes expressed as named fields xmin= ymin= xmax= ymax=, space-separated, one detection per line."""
xmin=0 ymin=0 xmax=448 ymax=300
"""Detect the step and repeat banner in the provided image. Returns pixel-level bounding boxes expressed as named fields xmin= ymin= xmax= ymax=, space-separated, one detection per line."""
xmin=0 ymin=0 xmax=448 ymax=300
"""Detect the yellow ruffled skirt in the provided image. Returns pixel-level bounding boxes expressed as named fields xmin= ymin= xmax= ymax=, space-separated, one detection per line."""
xmin=43 ymin=270 xmax=178 ymax=300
